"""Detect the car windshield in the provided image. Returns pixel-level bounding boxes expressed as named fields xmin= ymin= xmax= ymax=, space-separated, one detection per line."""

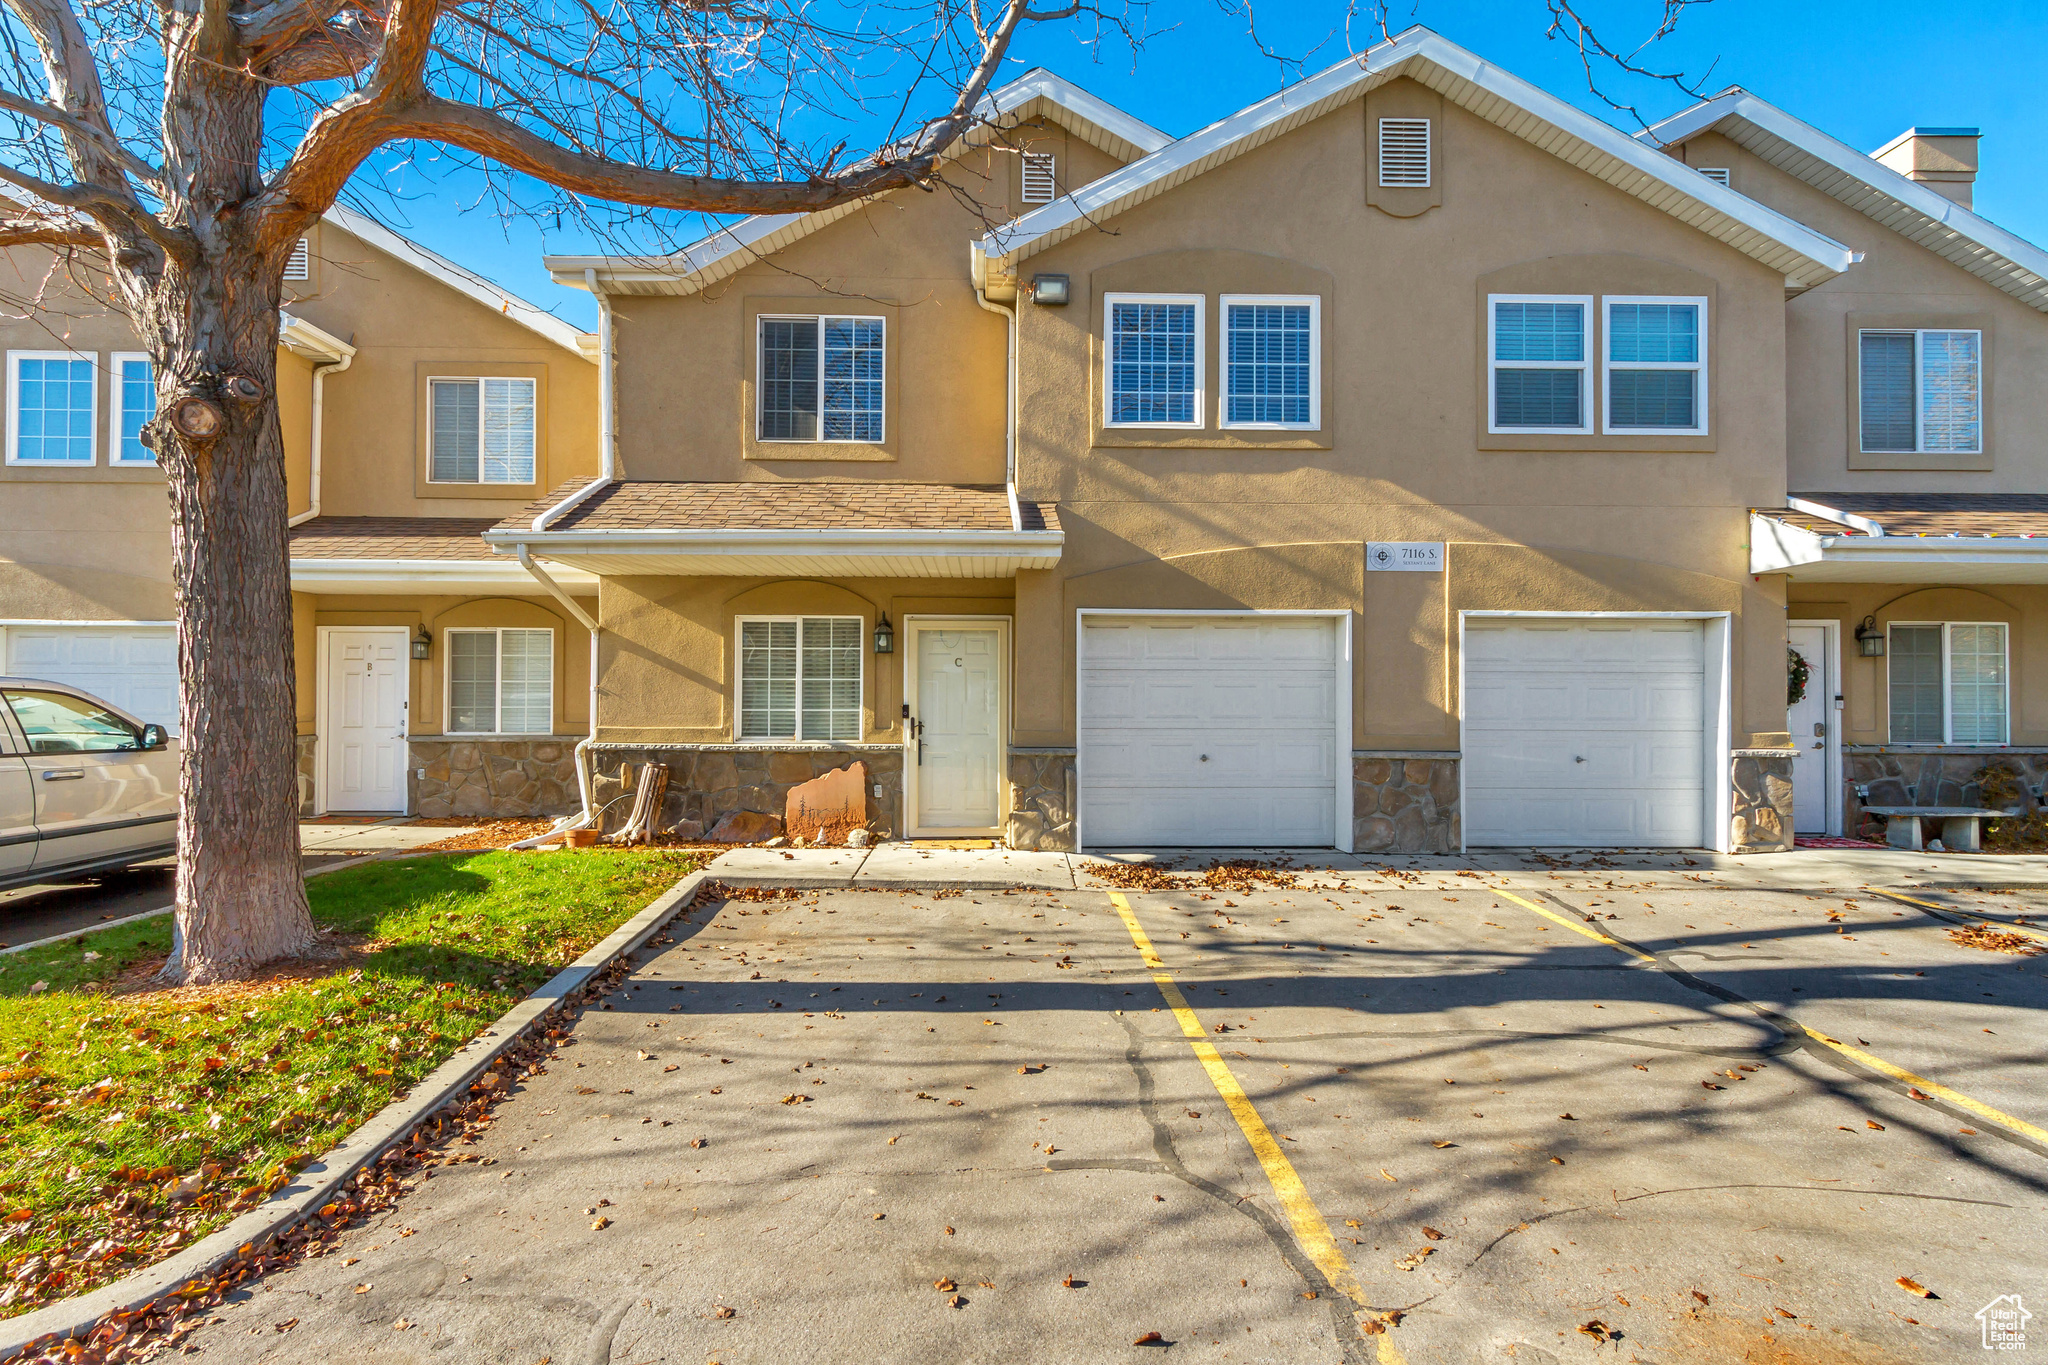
xmin=2 ymin=690 xmax=138 ymax=754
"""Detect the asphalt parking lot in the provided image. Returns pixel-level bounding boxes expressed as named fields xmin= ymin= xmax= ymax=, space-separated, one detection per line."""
xmin=176 ymin=864 xmax=2047 ymax=1363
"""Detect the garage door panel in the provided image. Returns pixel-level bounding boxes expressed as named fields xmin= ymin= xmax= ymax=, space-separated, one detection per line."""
xmin=6 ymin=625 xmax=181 ymax=734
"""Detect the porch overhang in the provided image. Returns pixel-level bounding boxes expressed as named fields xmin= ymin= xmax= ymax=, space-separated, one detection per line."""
xmin=482 ymin=528 xmax=1063 ymax=579
xmin=290 ymin=558 xmax=602 ymax=596
xmin=1750 ymin=512 xmax=2048 ymax=584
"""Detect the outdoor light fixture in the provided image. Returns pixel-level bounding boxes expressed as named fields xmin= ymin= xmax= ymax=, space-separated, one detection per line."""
xmin=874 ymin=612 xmax=895 ymax=655
xmin=1855 ymin=615 xmax=1885 ymax=657
xmin=411 ymin=627 xmax=432 ymax=661
xmin=1031 ymin=273 xmax=1070 ymax=306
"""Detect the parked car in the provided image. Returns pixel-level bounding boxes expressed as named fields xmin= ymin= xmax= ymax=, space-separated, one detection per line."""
xmin=0 ymin=678 xmax=177 ymax=890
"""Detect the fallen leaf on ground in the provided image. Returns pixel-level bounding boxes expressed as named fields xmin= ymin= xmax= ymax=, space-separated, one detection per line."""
xmin=1377 ymin=1169 xmax=1397 ymax=1182
xmin=1134 ymin=1332 xmax=1164 ymax=1345
xmin=273 ymin=1320 xmax=298 ymax=1333
xmin=1577 ymin=1320 xmax=1611 ymax=1342
xmin=590 ymin=1217 xmax=610 ymax=1230
xmin=1431 ymin=1140 xmax=1456 ymax=1148
xmin=934 ymin=1278 xmax=955 ymax=1291
xmin=1394 ymin=1248 xmax=1434 ymax=1271
xmin=1867 ymin=1120 xmax=1886 ymax=1131
xmin=1345 ymin=1219 xmax=1362 ymax=1228
xmin=1896 ymin=1277 xmax=1936 ymax=1298
xmin=353 ymin=1284 xmax=372 ymax=1294
xmin=713 ymin=1305 xmax=735 ymax=1319
xmin=1421 ymin=1226 xmax=1446 ymax=1240
xmin=1692 ymin=1291 xmax=1710 ymax=1306
xmin=1061 ymin=1274 xmax=1078 ymax=1288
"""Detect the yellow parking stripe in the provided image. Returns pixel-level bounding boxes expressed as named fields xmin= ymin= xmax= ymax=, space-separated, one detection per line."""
xmin=1107 ymin=891 xmax=1400 ymax=1354
xmin=1490 ymin=887 xmax=2048 ymax=1147
xmin=1864 ymin=886 xmax=2048 ymax=942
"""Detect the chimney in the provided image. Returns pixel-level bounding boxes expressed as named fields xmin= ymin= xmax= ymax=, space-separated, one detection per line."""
xmin=1872 ymin=127 xmax=1980 ymax=210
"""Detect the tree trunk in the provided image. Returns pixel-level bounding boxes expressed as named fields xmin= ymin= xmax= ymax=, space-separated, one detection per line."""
xmin=151 ymin=259 xmax=318 ymax=983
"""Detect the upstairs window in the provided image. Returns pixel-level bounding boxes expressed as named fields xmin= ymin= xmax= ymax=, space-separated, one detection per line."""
xmin=1222 ymin=295 xmax=1318 ymax=429
xmin=6 ymin=351 xmax=96 ymax=465
xmin=1889 ymin=622 xmax=2007 ymax=744
xmin=430 ymin=377 xmax=536 ymax=483
xmin=448 ymin=627 xmax=553 ymax=734
xmin=758 ymin=315 xmax=885 ymax=442
xmin=1104 ymin=294 xmax=1202 ymax=428
xmin=738 ymin=617 xmax=862 ymax=740
xmin=1021 ymin=152 xmax=1057 ymax=204
xmin=1604 ymin=297 xmax=1707 ymax=433
xmin=1859 ymin=328 xmax=1981 ymax=454
xmin=1378 ymin=118 xmax=1432 ymax=187
xmin=1487 ymin=297 xmax=1590 ymax=433
xmin=111 ymin=353 xmax=156 ymax=464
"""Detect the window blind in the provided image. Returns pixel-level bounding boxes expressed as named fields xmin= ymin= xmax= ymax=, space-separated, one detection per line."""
xmin=1607 ymin=301 xmax=1700 ymax=430
xmin=740 ymin=618 xmax=861 ymax=740
xmin=1225 ymin=302 xmax=1313 ymax=425
xmin=1920 ymin=330 xmax=1982 ymax=453
xmin=1859 ymin=332 xmax=1917 ymax=452
xmin=1948 ymin=623 xmax=2007 ymax=744
xmin=1491 ymin=300 xmax=1584 ymax=429
xmin=13 ymin=356 xmax=95 ymax=462
xmin=1108 ymin=300 xmax=1198 ymax=424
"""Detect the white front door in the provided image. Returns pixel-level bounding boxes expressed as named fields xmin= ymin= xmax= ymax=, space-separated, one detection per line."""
xmin=323 ymin=629 xmax=408 ymax=813
xmin=1788 ymin=624 xmax=1830 ymax=834
xmin=910 ymin=624 xmax=1003 ymax=833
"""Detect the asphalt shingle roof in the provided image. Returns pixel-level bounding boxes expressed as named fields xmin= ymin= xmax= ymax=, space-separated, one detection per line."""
xmin=495 ymin=480 xmax=1057 ymax=534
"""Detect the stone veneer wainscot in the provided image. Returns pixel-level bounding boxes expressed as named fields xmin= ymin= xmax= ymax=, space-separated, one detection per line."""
xmin=410 ymin=737 xmax=583 ymax=818
xmin=589 ymin=744 xmax=902 ymax=838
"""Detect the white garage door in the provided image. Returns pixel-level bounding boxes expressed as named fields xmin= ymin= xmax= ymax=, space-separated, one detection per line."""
xmin=1081 ymin=615 xmax=1340 ymax=847
xmin=4 ymin=625 xmax=180 ymax=733
xmin=1464 ymin=618 xmax=1705 ymax=846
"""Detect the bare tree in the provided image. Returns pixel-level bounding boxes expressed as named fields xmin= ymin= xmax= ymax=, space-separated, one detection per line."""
xmin=0 ymin=0 xmax=1120 ymax=982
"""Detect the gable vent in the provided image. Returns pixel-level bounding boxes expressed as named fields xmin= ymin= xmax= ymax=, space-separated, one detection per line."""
xmin=1021 ymin=152 xmax=1057 ymax=205
xmin=1378 ymin=118 xmax=1431 ymax=188
xmin=284 ymin=237 xmax=311 ymax=280
xmin=1696 ymin=166 xmax=1731 ymax=187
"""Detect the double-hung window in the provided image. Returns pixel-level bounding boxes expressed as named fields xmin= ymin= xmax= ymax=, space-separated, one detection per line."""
xmin=1104 ymin=293 xmax=1203 ymax=428
xmin=737 ymin=617 xmax=862 ymax=741
xmin=1859 ymin=329 xmax=1982 ymax=455
xmin=429 ymin=377 xmax=536 ymax=483
xmin=448 ymin=628 xmax=553 ymax=734
xmin=1604 ymin=297 xmax=1707 ymax=434
xmin=110 ymin=353 xmax=156 ymax=464
xmin=1487 ymin=296 xmax=1590 ymax=433
xmin=1221 ymin=295 xmax=1319 ymax=429
xmin=1889 ymin=622 xmax=2007 ymax=744
xmin=7 ymin=350 xmax=97 ymax=465
xmin=757 ymin=315 xmax=885 ymax=442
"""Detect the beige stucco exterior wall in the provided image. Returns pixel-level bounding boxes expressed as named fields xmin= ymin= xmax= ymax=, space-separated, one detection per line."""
xmin=1008 ymin=85 xmax=1794 ymax=750
xmin=282 ymin=221 xmax=599 ymax=517
xmin=596 ymin=576 xmax=1014 ymax=744
xmin=1671 ymin=130 xmax=2048 ymax=494
xmin=606 ymin=122 xmax=1127 ymax=487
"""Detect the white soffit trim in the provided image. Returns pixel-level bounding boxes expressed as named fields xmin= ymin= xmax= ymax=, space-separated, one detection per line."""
xmin=321 ymin=204 xmax=595 ymax=358
xmin=1643 ymin=90 xmax=2048 ymax=312
xmin=974 ymin=27 xmax=1854 ymax=290
xmin=278 ymin=312 xmax=355 ymax=364
xmin=1749 ymin=511 xmax=2048 ymax=584
xmin=290 ymin=558 xmax=600 ymax=596
xmin=544 ymin=69 xmax=1167 ymax=299
xmin=486 ymin=528 xmax=1064 ymax=580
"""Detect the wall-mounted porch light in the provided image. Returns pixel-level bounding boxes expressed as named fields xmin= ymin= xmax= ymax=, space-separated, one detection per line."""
xmin=411 ymin=627 xmax=432 ymax=661
xmin=873 ymin=612 xmax=895 ymax=655
xmin=1854 ymin=615 xmax=1885 ymax=657
xmin=1030 ymin=273 xmax=1070 ymax=306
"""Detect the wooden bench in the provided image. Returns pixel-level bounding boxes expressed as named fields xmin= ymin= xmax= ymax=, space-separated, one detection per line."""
xmin=1860 ymin=805 xmax=2022 ymax=853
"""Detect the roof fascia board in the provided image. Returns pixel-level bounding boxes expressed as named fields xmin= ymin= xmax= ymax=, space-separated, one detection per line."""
xmin=977 ymin=29 xmax=1853 ymax=287
xmin=1750 ymin=511 xmax=2048 ymax=576
xmin=322 ymin=204 xmax=594 ymax=358
xmin=485 ymin=527 xmax=1064 ymax=556
xmin=975 ymin=68 xmax=1171 ymax=158
xmin=278 ymin=311 xmax=355 ymax=363
xmin=1643 ymin=92 xmax=2048 ymax=309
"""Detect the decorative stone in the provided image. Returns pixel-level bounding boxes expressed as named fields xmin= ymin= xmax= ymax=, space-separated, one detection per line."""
xmin=847 ymin=828 xmax=870 ymax=848
xmin=668 ymin=817 xmax=704 ymax=841
xmin=785 ymin=762 xmax=869 ymax=842
xmin=707 ymin=809 xmax=783 ymax=843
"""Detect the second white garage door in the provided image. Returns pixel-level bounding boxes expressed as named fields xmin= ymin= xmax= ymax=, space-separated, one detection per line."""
xmin=1464 ymin=618 xmax=1707 ymax=847
xmin=4 ymin=624 xmax=180 ymax=733
xmin=1080 ymin=615 xmax=1341 ymax=847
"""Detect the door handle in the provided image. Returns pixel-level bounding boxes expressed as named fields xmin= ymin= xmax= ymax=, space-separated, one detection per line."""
xmin=39 ymin=770 xmax=83 ymax=781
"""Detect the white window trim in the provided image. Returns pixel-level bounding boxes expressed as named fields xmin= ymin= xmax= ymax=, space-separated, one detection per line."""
xmin=1102 ymin=292 xmax=1206 ymax=430
xmin=755 ymin=314 xmax=888 ymax=445
xmin=1486 ymin=294 xmax=1593 ymax=435
xmin=109 ymin=351 xmax=155 ymax=465
xmin=443 ymin=626 xmax=554 ymax=736
xmin=6 ymin=349 xmax=98 ymax=466
xmin=1218 ymin=294 xmax=1321 ymax=431
xmin=1857 ymin=327 xmax=1984 ymax=456
xmin=425 ymin=375 xmax=538 ymax=485
xmin=1377 ymin=117 xmax=1432 ymax=187
xmin=1601 ymin=294 xmax=1709 ymax=436
xmin=732 ymin=615 xmax=865 ymax=743
xmin=1886 ymin=620 xmax=2010 ymax=746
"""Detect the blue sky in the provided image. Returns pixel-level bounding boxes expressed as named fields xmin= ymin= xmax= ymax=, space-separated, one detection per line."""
xmin=369 ymin=1 xmax=2048 ymax=331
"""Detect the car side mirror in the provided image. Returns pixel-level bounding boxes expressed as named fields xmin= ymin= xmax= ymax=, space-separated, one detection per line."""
xmin=139 ymin=724 xmax=168 ymax=751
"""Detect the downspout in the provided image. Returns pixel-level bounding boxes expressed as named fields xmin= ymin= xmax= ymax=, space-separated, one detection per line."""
xmin=974 ymin=286 xmax=1020 ymax=529
xmin=511 ymin=271 xmax=616 ymax=847
xmin=286 ymin=350 xmax=354 ymax=528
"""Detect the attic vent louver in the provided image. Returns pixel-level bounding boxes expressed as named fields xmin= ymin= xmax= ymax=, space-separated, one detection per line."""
xmin=1378 ymin=118 xmax=1431 ymax=187
xmin=284 ymin=237 xmax=311 ymax=280
xmin=1021 ymin=152 xmax=1057 ymax=204
xmin=1697 ymin=166 xmax=1731 ymax=187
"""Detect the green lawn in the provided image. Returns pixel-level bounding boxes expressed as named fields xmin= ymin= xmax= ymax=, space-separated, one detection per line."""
xmin=0 ymin=848 xmax=702 ymax=1317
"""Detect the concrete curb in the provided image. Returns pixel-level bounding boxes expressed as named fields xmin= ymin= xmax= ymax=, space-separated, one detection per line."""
xmin=0 ymin=866 xmax=714 ymax=1357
